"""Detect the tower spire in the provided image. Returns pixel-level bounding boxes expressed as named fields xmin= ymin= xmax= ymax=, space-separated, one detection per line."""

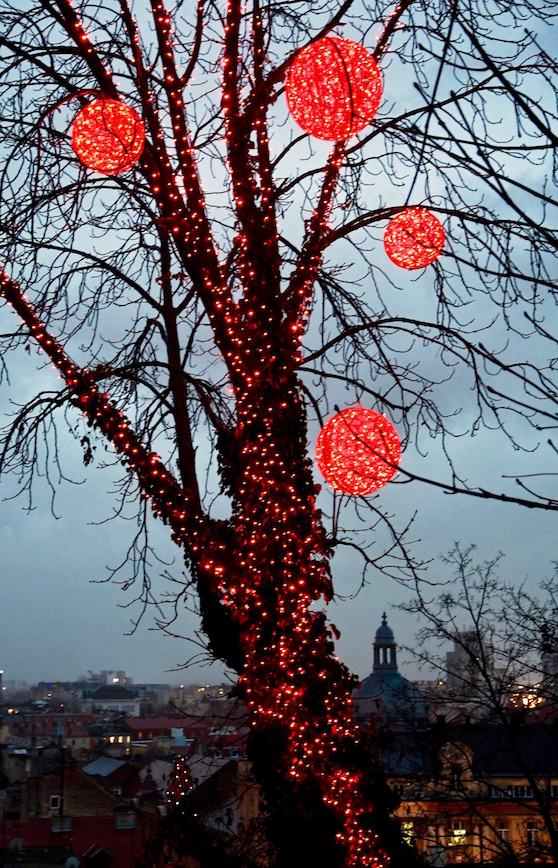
xmin=373 ymin=613 xmax=397 ymax=671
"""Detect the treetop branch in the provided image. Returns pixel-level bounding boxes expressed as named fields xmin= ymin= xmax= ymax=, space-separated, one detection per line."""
xmin=0 ymin=268 xmax=200 ymax=543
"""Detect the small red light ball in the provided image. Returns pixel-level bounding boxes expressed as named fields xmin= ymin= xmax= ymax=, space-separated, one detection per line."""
xmin=384 ymin=208 xmax=445 ymax=269
xmin=286 ymin=36 xmax=382 ymax=141
xmin=71 ymin=99 xmax=145 ymax=175
xmin=315 ymin=407 xmax=401 ymax=496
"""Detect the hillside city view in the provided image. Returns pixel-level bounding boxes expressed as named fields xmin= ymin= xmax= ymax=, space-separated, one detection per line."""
xmin=2 ymin=614 xmax=558 ymax=866
xmin=0 ymin=0 xmax=556 ymax=864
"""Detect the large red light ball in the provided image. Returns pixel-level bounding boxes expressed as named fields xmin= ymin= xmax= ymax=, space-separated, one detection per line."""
xmin=71 ymin=99 xmax=145 ymax=175
xmin=285 ymin=36 xmax=382 ymax=141
xmin=315 ymin=407 xmax=401 ymax=496
xmin=384 ymin=207 xmax=445 ymax=269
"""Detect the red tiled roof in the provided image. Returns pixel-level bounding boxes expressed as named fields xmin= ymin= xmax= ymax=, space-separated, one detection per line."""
xmin=66 ymin=725 xmax=91 ymax=738
xmin=8 ymin=714 xmax=97 ymax=739
xmin=0 ymin=816 xmax=142 ymax=863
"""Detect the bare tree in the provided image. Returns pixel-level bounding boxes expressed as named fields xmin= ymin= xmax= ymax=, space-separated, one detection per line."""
xmin=0 ymin=0 xmax=557 ymax=864
xmin=399 ymin=544 xmax=558 ymax=864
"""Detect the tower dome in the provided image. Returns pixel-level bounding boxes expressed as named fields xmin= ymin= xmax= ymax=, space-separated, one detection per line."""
xmin=353 ymin=613 xmax=427 ymax=728
xmin=373 ymin=612 xmax=397 ymax=670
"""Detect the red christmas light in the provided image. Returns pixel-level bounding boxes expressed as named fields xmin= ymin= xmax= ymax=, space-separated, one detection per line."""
xmin=167 ymin=755 xmax=191 ymax=809
xmin=71 ymin=99 xmax=145 ymax=175
xmin=384 ymin=207 xmax=445 ymax=269
xmin=315 ymin=407 xmax=401 ymax=496
xmin=285 ymin=36 xmax=382 ymax=141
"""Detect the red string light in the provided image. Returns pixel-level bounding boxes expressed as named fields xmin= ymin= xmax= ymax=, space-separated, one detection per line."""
xmin=3 ymin=4 xmax=411 ymax=860
xmin=285 ymin=36 xmax=382 ymax=141
xmin=315 ymin=407 xmax=401 ymax=496
xmin=0 ymin=270 xmax=195 ymax=545
xmin=384 ymin=207 xmax=445 ymax=269
xmin=167 ymin=755 xmax=191 ymax=809
xmin=71 ymin=98 xmax=145 ymax=175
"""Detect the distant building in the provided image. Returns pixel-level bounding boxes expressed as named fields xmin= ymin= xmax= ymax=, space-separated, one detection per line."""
xmin=353 ymin=613 xmax=428 ymax=729
xmin=85 ymin=670 xmax=134 ymax=687
xmin=352 ymin=617 xmax=558 ymax=864
xmin=540 ymin=622 xmax=558 ymax=704
xmin=446 ymin=630 xmax=495 ymax=694
xmin=84 ymin=685 xmax=141 ymax=716
xmin=390 ymin=720 xmax=558 ymax=864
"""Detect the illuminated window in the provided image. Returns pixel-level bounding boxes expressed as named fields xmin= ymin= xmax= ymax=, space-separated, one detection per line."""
xmin=118 ymin=736 xmax=123 ymax=744
xmin=449 ymin=821 xmax=467 ymax=846
xmin=109 ymin=736 xmax=116 ymax=744
xmin=401 ymin=821 xmax=414 ymax=845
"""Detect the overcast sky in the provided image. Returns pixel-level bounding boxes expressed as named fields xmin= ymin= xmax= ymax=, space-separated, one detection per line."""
xmin=0 ymin=1 xmax=556 ymax=692
xmin=1 ymin=368 xmax=556 ymax=689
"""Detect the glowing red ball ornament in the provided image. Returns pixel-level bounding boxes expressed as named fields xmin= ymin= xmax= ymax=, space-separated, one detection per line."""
xmin=285 ymin=36 xmax=382 ymax=141
xmin=71 ymin=99 xmax=145 ymax=175
xmin=315 ymin=406 xmax=401 ymax=496
xmin=384 ymin=207 xmax=445 ymax=269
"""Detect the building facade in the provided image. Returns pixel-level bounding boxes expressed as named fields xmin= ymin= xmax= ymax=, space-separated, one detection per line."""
xmin=356 ymin=614 xmax=558 ymax=865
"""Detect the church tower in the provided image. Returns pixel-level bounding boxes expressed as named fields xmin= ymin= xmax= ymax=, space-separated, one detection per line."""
xmin=373 ymin=612 xmax=397 ymax=671
xmin=353 ymin=613 xmax=427 ymax=728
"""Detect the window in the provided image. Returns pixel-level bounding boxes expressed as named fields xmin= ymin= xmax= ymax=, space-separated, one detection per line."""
xmin=550 ymin=784 xmax=558 ymax=799
xmin=9 ymin=789 xmax=21 ymax=808
xmin=50 ymin=795 xmax=61 ymax=811
xmin=51 ymin=816 xmax=71 ymax=833
xmin=401 ymin=821 xmax=414 ymax=845
xmin=511 ymin=785 xmax=533 ymax=799
xmin=498 ymin=825 xmax=509 ymax=843
xmin=452 ymin=768 xmax=463 ymax=790
xmin=115 ymin=811 xmax=135 ymax=829
xmin=527 ymin=823 xmax=539 ymax=847
xmin=449 ymin=821 xmax=467 ymax=846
